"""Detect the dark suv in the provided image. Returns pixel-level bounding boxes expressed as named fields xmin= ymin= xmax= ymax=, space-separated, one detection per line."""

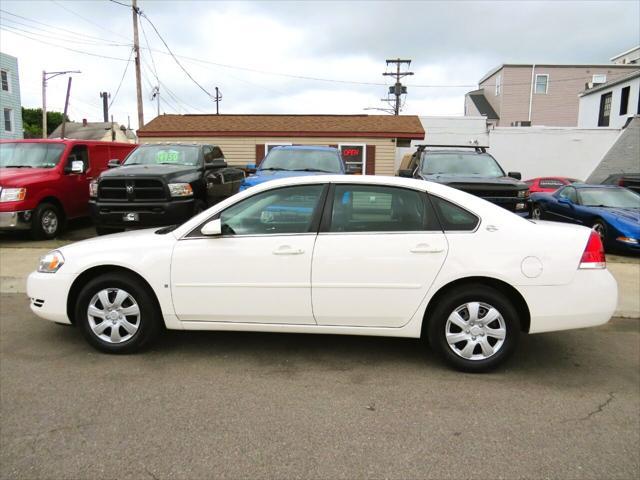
xmin=90 ymin=143 xmax=244 ymax=234
xmin=399 ymin=147 xmax=530 ymax=216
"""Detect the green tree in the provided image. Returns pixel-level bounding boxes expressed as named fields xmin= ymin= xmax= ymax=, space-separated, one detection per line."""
xmin=21 ymin=108 xmax=70 ymax=138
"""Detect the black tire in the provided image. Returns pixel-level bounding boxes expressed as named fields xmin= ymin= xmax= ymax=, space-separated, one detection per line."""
xmin=75 ymin=272 xmax=162 ymax=353
xmin=592 ymin=219 xmax=607 ymax=243
xmin=531 ymin=203 xmax=543 ymax=220
xmin=31 ymin=202 xmax=63 ymax=240
xmin=427 ymin=285 xmax=520 ymax=372
xmin=96 ymin=226 xmax=124 ymax=236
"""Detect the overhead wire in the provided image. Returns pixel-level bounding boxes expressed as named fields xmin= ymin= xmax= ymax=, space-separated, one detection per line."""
xmin=109 ymin=47 xmax=135 ymax=109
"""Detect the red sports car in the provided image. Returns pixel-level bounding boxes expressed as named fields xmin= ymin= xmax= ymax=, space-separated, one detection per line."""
xmin=524 ymin=177 xmax=580 ymax=193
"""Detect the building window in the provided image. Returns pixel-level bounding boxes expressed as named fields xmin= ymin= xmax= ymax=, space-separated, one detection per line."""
xmin=534 ymin=74 xmax=549 ymax=94
xmin=3 ymin=108 xmax=13 ymax=132
xmin=265 ymin=142 xmax=292 ymax=153
xmin=339 ymin=144 xmax=366 ymax=175
xmin=0 ymin=70 xmax=9 ymax=92
xmin=592 ymin=74 xmax=607 ymax=84
xmin=620 ymin=86 xmax=630 ymax=115
xmin=495 ymin=74 xmax=501 ymax=96
xmin=598 ymin=92 xmax=612 ymax=127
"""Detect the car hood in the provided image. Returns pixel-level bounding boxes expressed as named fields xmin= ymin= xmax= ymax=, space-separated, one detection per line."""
xmin=0 ymin=167 xmax=56 ymax=187
xmin=593 ymin=207 xmax=640 ymax=224
xmin=99 ymin=164 xmax=200 ymax=183
xmin=242 ymin=169 xmax=331 ymax=188
xmin=420 ymin=174 xmax=527 ymax=188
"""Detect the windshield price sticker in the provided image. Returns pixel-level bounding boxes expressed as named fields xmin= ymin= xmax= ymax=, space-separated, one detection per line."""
xmin=156 ymin=150 xmax=181 ymax=163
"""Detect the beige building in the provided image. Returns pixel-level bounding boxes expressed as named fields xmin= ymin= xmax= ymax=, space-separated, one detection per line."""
xmin=137 ymin=114 xmax=424 ymax=176
xmin=465 ymin=63 xmax=639 ymax=127
xmin=49 ymin=119 xmax=136 ymax=143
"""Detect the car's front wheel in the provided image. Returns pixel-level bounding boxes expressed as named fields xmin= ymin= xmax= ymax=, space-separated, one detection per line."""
xmin=75 ymin=272 xmax=161 ymax=353
xmin=531 ymin=203 xmax=543 ymax=220
xmin=427 ymin=285 xmax=520 ymax=372
xmin=31 ymin=202 xmax=63 ymax=239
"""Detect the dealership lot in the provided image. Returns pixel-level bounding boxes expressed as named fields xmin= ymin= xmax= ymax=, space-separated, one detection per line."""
xmin=1 ymin=223 xmax=639 ymax=479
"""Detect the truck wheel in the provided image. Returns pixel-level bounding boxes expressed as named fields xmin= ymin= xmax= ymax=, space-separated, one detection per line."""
xmin=31 ymin=202 xmax=63 ymax=240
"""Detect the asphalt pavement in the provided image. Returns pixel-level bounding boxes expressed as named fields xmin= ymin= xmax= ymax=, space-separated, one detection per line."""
xmin=1 ymin=293 xmax=639 ymax=480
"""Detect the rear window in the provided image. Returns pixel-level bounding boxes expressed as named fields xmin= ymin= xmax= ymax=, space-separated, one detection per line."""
xmin=429 ymin=195 xmax=479 ymax=231
xmin=539 ymin=179 xmax=566 ymax=188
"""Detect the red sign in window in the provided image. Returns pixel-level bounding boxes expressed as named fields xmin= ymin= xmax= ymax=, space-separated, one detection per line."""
xmin=340 ymin=145 xmax=364 ymax=174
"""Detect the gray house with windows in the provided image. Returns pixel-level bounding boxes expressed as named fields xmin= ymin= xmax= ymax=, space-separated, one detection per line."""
xmin=578 ymin=70 xmax=640 ymax=128
xmin=0 ymin=52 xmax=23 ymax=139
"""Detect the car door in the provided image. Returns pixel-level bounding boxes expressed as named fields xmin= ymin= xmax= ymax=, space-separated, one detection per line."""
xmin=311 ymin=183 xmax=448 ymax=328
xmin=59 ymin=144 xmax=90 ymax=218
xmin=171 ymin=183 xmax=328 ymax=324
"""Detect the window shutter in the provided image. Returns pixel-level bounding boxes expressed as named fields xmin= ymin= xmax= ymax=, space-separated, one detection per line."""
xmin=365 ymin=145 xmax=376 ymax=175
xmin=256 ymin=144 xmax=265 ymax=165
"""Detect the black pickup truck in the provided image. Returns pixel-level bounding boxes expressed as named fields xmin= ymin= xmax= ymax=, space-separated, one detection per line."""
xmin=89 ymin=143 xmax=244 ymax=234
xmin=399 ymin=147 xmax=530 ymax=216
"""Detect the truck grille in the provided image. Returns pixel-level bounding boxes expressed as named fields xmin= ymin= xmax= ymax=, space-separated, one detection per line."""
xmin=98 ymin=179 xmax=167 ymax=201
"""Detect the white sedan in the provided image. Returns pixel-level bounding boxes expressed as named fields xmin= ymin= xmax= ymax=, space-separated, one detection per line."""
xmin=27 ymin=175 xmax=617 ymax=371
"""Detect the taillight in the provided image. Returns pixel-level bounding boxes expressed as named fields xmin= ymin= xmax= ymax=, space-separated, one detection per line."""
xmin=579 ymin=230 xmax=606 ymax=269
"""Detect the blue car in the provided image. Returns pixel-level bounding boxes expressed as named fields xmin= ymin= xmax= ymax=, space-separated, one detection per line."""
xmin=531 ymin=184 xmax=640 ymax=254
xmin=240 ymin=146 xmax=348 ymax=191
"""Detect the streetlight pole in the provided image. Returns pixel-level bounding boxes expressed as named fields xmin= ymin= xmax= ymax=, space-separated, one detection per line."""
xmin=42 ymin=70 xmax=81 ymax=138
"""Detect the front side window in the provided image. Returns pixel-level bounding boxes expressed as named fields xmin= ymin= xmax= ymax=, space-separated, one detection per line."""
xmin=217 ymin=184 xmax=325 ymax=236
xmin=535 ymin=74 xmax=549 ymax=94
xmin=0 ymin=142 xmax=65 ymax=168
xmin=329 ymin=185 xmax=436 ymax=233
xmin=260 ymin=148 xmax=343 ymax=174
xmin=558 ymin=186 xmax=578 ymax=203
xmin=67 ymin=145 xmax=89 ymax=170
xmin=421 ymin=152 xmax=505 ymax=177
xmin=429 ymin=195 xmax=479 ymax=231
xmin=124 ymin=145 xmax=200 ymax=167
xmin=3 ymin=108 xmax=12 ymax=132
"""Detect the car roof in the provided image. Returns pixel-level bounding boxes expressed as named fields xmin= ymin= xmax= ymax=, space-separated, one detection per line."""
xmin=270 ymin=145 xmax=338 ymax=152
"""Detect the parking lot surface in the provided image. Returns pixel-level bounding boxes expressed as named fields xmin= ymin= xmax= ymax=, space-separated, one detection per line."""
xmin=1 ymin=293 xmax=638 ymax=480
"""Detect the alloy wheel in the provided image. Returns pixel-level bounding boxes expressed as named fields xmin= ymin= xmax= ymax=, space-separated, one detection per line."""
xmin=445 ymin=302 xmax=507 ymax=361
xmin=41 ymin=210 xmax=59 ymax=235
xmin=532 ymin=206 xmax=542 ymax=220
xmin=87 ymin=288 xmax=141 ymax=344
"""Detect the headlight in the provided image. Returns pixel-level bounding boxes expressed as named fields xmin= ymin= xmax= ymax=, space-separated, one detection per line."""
xmin=0 ymin=187 xmax=27 ymax=202
xmin=37 ymin=250 xmax=65 ymax=273
xmin=89 ymin=180 xmax=98 ymax=198
xmin=168 ymin=183 xmax=193 ymax=197
xmin=517 ymin=190 xmax=529 ymax=198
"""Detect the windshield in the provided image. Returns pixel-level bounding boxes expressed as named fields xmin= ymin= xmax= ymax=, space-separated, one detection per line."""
xmin=260 ymin=149 xmax=342 ymax=173
xmin=124 ymin=145 xmax=200 ymax=167
xmin=578 ymin=188 xmax=640 ymax=208
xmin=0 ymin=142 xmax=65 ymax=169
xmin=422 ymin=152 xmax=505 ymax=177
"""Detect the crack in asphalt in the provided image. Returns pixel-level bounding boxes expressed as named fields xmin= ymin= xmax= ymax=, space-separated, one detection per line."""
xmin=561 ymin=392 xmax=616 ymax=423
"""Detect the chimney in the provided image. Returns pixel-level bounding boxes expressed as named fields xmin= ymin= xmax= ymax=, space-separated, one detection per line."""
xmin=82 ymin=118 xmax=88 ymax=127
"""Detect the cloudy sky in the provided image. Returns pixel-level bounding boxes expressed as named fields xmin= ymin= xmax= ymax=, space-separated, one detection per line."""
xmin=1 ymin=0 xmax=638 ymax=130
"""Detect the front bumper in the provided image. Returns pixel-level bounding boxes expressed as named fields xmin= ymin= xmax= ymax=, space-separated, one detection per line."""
xmin=0 ymin=210 xmax=32 ymax=230
xmin=26 ymin=271 xmax=77 ymax=324
xmin=90 ymin=198 xmax=196 ymax=228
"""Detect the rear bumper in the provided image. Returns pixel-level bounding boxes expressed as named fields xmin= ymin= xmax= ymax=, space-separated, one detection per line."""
xmin=0 ymin=210 xmax=32 ymax=230
xmin=519 ymin=268 xmax=618 ymax=334
xmin=90 ymin=199 xmax=196 ymax=228
xmin=26 ymin=271 xmax=77 ymax=324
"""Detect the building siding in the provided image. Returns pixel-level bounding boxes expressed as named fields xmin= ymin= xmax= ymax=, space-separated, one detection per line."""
xmin=578 ymin=76 xmax=640 ymax=128
xmin=0 ymin=52 xmax=23 ymax=139
xmin=142 ymin=136 xmax=398 ymax=176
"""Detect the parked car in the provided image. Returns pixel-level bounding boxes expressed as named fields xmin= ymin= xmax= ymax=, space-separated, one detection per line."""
xmin=0 ymin=139 xmax=136 ymax=239
xmin=524 ymin=176 xmax=580 ymax=193
xmin=531 ymin=184 xmax=640 ymax=254
xmin=399 ymin=147 xmax=530 ymax=216
xmin=240 ymin=145 xmax=352 ymax=191
xmin=601 ymin=173 xmax=640 ymax=194
xmin=27 ymin=175 xmax=616 ymax=372
xmin=90 ymin=143 xmax=244 ymax=235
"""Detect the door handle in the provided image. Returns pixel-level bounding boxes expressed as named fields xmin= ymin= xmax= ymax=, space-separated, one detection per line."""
xmin=410 ymin=244 xmax=444 ymax=254
xmin=273 ymin=245 xmax=305 ymax=255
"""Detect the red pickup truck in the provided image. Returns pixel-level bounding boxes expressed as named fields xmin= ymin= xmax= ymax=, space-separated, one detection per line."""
xmin=0 ymin=139 xmax=136 ymax=239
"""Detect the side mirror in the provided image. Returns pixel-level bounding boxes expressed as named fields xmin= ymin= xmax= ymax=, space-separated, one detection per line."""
xmin=70 ymin=160 xmax=84 ymax=174
xmin=205 ymin=158 xmax=227 ymax=169
xmin=508 ymin=171 xmax=522 ymax=180
xmin=201 ymin=218 xmax=222 ymax=236
xmin=108 ymin=159 xmax=121 ymax=168
xmin=398 ymin=169 xmax=414 ymax=178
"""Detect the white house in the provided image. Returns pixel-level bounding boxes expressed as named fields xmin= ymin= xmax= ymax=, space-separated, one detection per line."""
xmin=578 ymin=70 xmax=640 ymax=128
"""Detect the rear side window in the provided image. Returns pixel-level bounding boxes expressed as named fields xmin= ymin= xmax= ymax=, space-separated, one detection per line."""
xmin=429 ymin=195 xmax=479 ymax=231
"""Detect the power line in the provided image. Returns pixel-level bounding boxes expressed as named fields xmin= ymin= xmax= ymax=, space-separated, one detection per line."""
xmin=109 ymin=47 xmax=135 ymax=109
xmin=50 ymin=0 xmax=131 ymax=42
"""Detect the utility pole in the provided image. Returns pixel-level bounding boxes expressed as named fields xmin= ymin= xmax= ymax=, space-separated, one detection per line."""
xmin=60 ymin=77 xmax=72 ymax=139
xmin=132 ymin=0 xmax=144 ymax=128
xmin=151 ymin=86 xmax=160 ymax=117
xmin=100 ymin=92 xmax=110 ymax=122
xmin=214 ymin=87 xmax=222 ymax=115
xmin=382 ymin=58 xmax=413 ymax=115
xmin=41 ymin=70 xmax=80 ymax=138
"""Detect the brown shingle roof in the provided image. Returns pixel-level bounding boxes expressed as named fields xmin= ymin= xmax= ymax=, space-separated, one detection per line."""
xmin=138 ymin=114 xmax=424 ymax=139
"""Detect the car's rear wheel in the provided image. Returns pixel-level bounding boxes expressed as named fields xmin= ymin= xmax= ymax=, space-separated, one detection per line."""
xmin=531 ymin=203 xmax=543 ymax=220
xmin=75 ymin=272 xmax=161 ymax=353
xmin=31 ymin=202 xmax=63 ymax=239
xmin=427 ymin=285 xmax=520 ymax=372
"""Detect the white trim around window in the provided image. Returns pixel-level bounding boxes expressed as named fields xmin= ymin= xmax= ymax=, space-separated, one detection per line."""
xmin=265 ymin=142 xmax=292 ymax=153
xmin=338 ymin=143 xmax=367 ymax=174
xmin=534 ymin=74 xmax=549 ymax=94
xmin=592 ymin=74 xmax=607 ymax=84
xmin=0 ymin=69 xmax=10 ymax=93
